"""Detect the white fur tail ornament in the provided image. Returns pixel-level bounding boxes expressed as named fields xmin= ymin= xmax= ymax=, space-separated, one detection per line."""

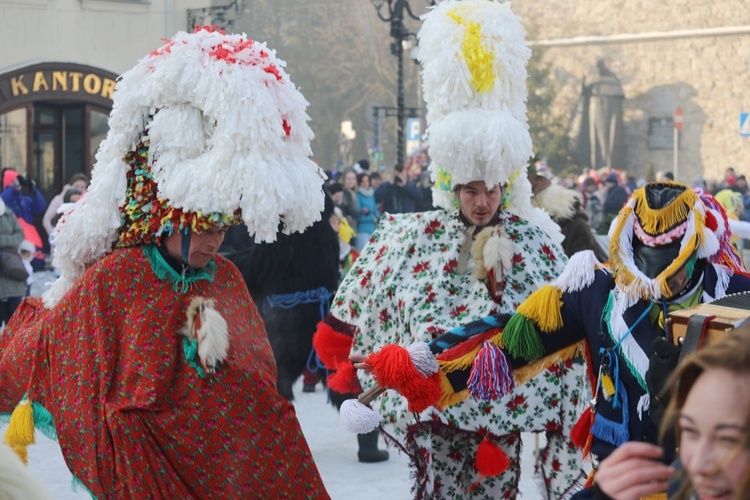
xmin=472 ymin=226 xmax=513 ymax=303
xmin=179 ymin=297 xmax=229 ymax=376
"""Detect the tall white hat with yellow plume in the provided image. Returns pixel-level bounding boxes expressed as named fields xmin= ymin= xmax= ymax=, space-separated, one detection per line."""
xmin=419 ymin=0 xmax=560 ymax=242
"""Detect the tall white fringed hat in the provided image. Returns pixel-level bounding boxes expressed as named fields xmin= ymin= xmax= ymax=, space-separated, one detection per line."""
xmin=44 ymin=27 xmax=325 ymax=307
xmin=419 ymin=0 xmax=561 ymax=242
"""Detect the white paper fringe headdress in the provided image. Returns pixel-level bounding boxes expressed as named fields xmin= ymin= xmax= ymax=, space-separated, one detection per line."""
xmin=45 ymin=26 xmax=324 ymax=307
xmin=419 ymin=0 xmax=560 ymax=243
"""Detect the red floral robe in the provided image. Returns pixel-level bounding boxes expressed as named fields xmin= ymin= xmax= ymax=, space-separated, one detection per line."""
xmin=0 ymin=246 xmax=328 ymax=500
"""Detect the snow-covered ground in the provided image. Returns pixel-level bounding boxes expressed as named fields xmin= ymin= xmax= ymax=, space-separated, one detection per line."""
xmin=1 ymin=379 xmax=540 ymax=499
xmin=1 ymin=271 xmax=541 ymax=499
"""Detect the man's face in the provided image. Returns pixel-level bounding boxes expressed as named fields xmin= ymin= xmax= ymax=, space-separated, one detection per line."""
xmin=457 ymin=181 xmax=503 ymax=227
xmin=163 ymin=226 xmax=226 ymax=269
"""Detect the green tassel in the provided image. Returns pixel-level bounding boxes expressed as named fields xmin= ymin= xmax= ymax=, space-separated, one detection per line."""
xmin=502 ymin=314 xmax=545 ymax=361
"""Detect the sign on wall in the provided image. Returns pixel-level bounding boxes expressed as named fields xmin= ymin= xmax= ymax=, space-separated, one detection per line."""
xmin=648 ymin=117 xmax=677 ymax=150
xmin=741 ymin=113 xmax=750 ymax=137
xmin=0 ymin=62 xmax=118 ymax=112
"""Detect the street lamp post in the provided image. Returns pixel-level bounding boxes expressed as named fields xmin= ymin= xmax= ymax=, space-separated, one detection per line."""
xmin=370 ymin=0 xmax=426 ymax=167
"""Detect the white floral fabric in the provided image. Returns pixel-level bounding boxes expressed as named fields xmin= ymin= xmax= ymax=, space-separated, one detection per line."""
xmin=330 ymin=209 xmax=588 ymax=498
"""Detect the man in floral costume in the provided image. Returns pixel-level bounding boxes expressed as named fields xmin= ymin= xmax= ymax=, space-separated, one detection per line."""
xmin=314 ymin=2 xmax=589 ymax=497
xmin=0 ymin=28 xmax=328 ymax=499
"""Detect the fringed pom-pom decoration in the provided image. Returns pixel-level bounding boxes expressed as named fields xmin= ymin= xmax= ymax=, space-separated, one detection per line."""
xmin=475 ymin=436 xmax=510 ymax=477
xmin=570 ymin=406 xmax=595 ymax=459
xmin=467 ymin=342 xmax=514 ymax=401
xmin=406 ymin=341 xmax=439 ymax=377
xmin=4 ymin=399 xmax=36 ymax=464
xmin=401 ymin=372 xmax=443 ymax=413
xmin=327 ymin=361 xmax=363 ymax=395
xmin=500 ymin=314 xmax=545 ymax=361
xmin=366 ymin=344 xmax=415 ymax=389
xmin=340 ymin=399 xmax=382 ymax=434
xmin=313 ymin=321 xmax=355 ymax=368
xmin=515 ymin=284 xmax=563 ymax=333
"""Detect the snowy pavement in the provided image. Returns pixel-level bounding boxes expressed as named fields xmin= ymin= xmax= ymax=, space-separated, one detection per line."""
xmin=3 ymin=271 xmax=540 ymax=499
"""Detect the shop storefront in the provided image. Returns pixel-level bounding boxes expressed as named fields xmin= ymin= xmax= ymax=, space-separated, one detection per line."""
xmin=0 ymin=62 xmax=116 ymax=199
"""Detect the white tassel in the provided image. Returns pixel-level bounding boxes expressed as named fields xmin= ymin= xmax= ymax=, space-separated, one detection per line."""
xmin=340 ymin=400 xmax=382 ymax=434
xmin=406 ymin=342 xmax=439 ymax=377
xmin=552 ymin=250 xmax=601 ymax=293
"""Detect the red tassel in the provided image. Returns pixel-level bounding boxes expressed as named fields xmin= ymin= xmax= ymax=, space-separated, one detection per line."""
xmin=313 ymin=321 xmax=354 ymax=368
xmin=366 ymin=344 xmax=413 ymax=389
xmin=401 ymin=372 xmax=442 ymax=413
xmin=327 ymin=361 xmax=363 ymax=394
xmin=571 ymin=406 xmax=595 ymax=455
xmin=475 ymin=436 xmax=510 ymax=477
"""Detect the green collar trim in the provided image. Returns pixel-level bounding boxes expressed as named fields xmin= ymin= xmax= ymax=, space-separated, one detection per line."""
xmin=142 ymin=244 xmax=216 ymax=294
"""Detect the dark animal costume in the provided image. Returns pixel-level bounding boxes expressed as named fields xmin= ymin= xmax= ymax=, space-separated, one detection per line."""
xmin=229 ymin=196 xmax=340 ymax=400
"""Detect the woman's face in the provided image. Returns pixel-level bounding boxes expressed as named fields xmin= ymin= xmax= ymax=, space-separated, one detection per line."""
xmin=71 ymin=180 xmax=88 ymax=192
xmin=359 ymin=175 xmax=370 ymax=189
xmin=680 ymin=368 xmax=750 ymax=500
xmin=343 ymin=172 xmax=357 ymax=190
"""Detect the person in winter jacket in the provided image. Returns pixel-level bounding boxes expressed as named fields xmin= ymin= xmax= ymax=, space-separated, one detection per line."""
xmin=41 ymin=173 xmax=88 ymax=237
xmin=0 ymin=197 xmax=26 ymax=324
xmin=354 ymin=172 xmax=380 ymax=250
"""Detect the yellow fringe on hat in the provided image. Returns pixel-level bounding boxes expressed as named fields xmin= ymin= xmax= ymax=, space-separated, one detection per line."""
xmin=631 ymin=186 xmax=697 ymax=235
xmin=513 ymin=340 xmax=586 ymax=386
xmin=4 ymin=399 xmax=36 ymax=464
xmin=446 ymin=8 xmax=496 ymax=93
xmin=515 ymin=285 xmax=563 ymax=333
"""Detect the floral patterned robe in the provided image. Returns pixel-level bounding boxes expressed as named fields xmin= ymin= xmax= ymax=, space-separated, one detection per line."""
xmin=0 ymin=246 xmax=328 ymax=500
xmin=329 ymin=209 xmax=588 ymax=498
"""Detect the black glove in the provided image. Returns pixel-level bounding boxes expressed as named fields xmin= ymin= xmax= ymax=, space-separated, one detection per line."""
xmin=646 ymin=337 xmax=680 ymax=428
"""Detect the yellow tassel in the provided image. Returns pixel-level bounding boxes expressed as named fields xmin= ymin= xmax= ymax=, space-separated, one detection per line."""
xmin=516 ymin=285 xmax=563 ymax=333
xmin=437 ymin=370 xmax=470 ymax=408
xmin=4 ymin=399 xmax=36 ymax=464
xmin=601 ymin=374 xmax=616 ymax=398
xmin=514 ymin=340 xmax=586 ymax=386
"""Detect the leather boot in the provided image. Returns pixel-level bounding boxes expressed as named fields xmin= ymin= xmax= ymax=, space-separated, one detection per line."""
xmin=357 ymin=429 xmax=389 ymax=463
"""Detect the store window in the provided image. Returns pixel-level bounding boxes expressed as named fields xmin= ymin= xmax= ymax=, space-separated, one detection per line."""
xmin=0 ymin=107 xmax=27 ymax=173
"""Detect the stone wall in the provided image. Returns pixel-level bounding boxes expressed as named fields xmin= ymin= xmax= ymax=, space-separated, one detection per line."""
xmin=513 ymin=0 xmax=750 ymax=183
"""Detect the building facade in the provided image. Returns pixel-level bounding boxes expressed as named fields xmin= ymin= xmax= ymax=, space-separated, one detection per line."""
xmin=0 ymin=0 xmax=212 ymax=198
xmin=515 ymin=0 xmax=750 ymax=183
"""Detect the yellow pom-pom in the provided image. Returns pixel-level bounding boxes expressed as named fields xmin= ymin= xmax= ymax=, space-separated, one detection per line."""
xmin=4 ymin=399 xmax=36 ymax=464
xmin=516 ymin=284 xmax=563 ymax=333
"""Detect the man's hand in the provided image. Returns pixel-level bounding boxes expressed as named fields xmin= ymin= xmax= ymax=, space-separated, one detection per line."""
xmin=595 ymin=442 xmax=675 ymax=499
xmin=349 ymin=353 xmax=373 ymax=372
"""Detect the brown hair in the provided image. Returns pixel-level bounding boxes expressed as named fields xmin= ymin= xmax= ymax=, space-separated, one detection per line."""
xmin=68 ymin=173 xmax=89 ymax=186
xmin=661 ymin=329 xmax=750 ymax=499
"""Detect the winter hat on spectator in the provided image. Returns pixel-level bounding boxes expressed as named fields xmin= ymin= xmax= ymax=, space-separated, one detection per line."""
xmin=419 ymin=0 xmax=560 ymax=244
xmin=604 ymin=174 xmax=619 ymax=185
xmin=3 ymin=170 xmax=18 ymax=189
xmin=18 ymin=240 xmax=35 ymax=255
xmin=45 ymin=26 xmax=324 ymax=307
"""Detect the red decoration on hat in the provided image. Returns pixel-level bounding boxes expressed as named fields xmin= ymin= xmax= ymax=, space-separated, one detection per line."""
xmin=705 ymin=210 xmax=718 ymax=231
